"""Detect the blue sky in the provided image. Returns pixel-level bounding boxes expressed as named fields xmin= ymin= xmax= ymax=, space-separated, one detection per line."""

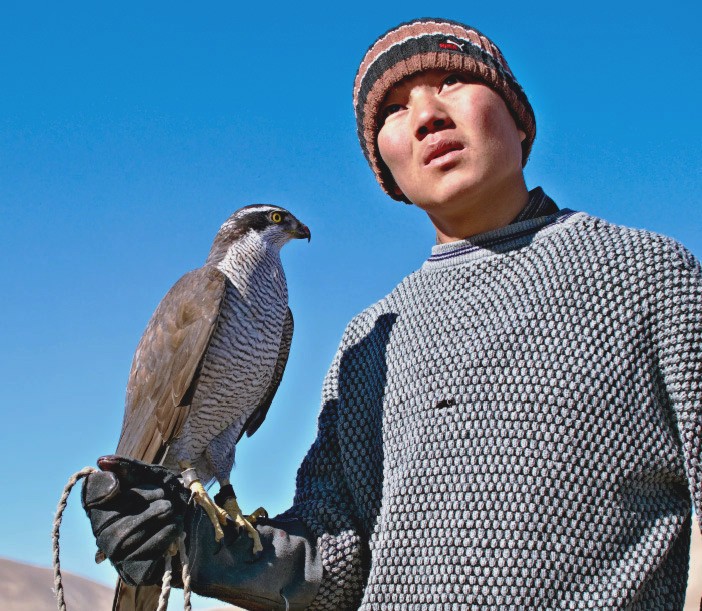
xmin=1 ymin=1 xmax=700 ymax=608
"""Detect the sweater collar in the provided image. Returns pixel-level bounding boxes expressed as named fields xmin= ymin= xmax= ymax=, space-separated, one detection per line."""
xmin=424 ymin=188 xmax=580 ymax=269
xmin=510 ymin=187 xmax=559 ymax=224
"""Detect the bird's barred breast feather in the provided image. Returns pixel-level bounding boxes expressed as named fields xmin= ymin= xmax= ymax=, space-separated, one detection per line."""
xmin=162 ymin=249 xmax=289 ymax=482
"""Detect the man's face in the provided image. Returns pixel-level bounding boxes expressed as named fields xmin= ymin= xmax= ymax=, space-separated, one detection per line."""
xmin=377 ymin=70 xmax=526 ymax=216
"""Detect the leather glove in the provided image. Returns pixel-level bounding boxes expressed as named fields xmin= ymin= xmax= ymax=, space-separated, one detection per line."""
xmin=81 ymin=455 xmax=191 ymax=586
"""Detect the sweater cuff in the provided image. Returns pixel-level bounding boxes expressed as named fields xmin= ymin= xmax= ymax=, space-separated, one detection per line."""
xmin=308 ymin=530 xmax=365 ymax=610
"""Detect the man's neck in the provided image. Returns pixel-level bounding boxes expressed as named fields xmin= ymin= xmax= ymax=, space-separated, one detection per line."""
xmin=428 ymin=179 xmax=529 ymax=244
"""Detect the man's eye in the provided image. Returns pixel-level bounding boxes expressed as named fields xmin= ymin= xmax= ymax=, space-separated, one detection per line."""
xmin=441 ymin=74 xmax=465 ymax=89
xmin=381 ymin=103 xmax=404 ymax=122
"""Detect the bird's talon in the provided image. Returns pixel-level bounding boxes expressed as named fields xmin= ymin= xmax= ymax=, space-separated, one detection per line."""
xmin=252 ymin=539 xmax=263 ymax=555
xmin=220 ymin=496 xmax=264 ymax=553
xmin=187 ymin=479 xmax=228 ymax=542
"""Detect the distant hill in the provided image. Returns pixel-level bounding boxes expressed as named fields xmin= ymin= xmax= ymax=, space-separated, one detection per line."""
xmin=687 ymin=521 xmax=702 ymax=610
xmin=0 ymin=558 xmax=113 ymax=611
xmin=2 ymin=522 xmax=700 ymax=610
xmin=0 ymin=557 xmax=240 ymax=611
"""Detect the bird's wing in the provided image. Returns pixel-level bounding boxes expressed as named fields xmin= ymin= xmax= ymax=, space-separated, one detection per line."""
xmin=238 ymin=307 xmax=294 ymax=441
xmin=116 ymin=266 xmax=227 ymax=462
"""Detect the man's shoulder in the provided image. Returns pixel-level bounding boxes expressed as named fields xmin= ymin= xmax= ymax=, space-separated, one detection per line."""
xmin=338 ymin=295 xmax=399 ymax=346
xmin=572 ymin=213 xmax=699 ymax=271
xmin=335 ymin=270 xmax=422 ymax=349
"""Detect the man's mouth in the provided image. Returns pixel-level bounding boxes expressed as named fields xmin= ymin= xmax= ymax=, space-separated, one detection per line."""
xmin=423 ymin=140 xmax=464 ymax=165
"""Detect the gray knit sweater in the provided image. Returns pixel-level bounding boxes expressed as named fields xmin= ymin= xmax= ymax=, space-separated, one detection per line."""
xmin=190 ymin=191 xmax=702 ymax=609
xmin=290 ymin=192 xmax=702 ymax=610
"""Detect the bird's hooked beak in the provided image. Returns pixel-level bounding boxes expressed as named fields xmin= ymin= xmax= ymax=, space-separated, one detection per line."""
xmin=291 ymin=222 xmax=311 ymax=242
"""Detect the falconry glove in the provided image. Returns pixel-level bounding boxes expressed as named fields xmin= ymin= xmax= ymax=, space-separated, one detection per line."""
xmin=82 ymin=455 xmax=323 ymax=608
xmin=81 ymin=456 xmax=191 ymax=586
xmin=181 ymin=510 xmax=322 ymax=609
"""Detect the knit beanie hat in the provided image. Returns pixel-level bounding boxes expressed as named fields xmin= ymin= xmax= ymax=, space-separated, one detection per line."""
xmin=354 ymin=18 xmax=536 ymax=201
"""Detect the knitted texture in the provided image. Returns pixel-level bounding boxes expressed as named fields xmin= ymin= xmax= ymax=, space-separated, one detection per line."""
xmin=290 ymin=200 xmax=702 ymax=609
xmin=353 ymin=18 xmax=536 ymax=200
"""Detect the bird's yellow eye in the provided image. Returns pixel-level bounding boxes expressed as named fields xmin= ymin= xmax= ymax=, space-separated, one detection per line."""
xmin=270 ymin=212 xmax=283 ymax=223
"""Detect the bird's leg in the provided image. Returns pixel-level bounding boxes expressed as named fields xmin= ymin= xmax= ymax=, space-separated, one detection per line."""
xmin=216 ymin=479 xmax=266 ymax=554
xmin=179 ymin=461 xmax=229 ymax=542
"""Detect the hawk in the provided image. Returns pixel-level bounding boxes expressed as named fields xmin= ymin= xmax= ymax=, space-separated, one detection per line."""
xmin=112 ymin=205 xmax=309 ymax=610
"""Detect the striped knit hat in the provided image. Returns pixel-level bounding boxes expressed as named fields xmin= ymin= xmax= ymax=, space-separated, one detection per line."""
xmin=354 ymin=18 xmax=536 ymax=201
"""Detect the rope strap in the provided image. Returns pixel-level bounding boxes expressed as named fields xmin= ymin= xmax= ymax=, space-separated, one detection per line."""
xmin=52 ymin=467 xmax=97 ymax=611
xmin=52 ymin=467 xmax=193 ymax=611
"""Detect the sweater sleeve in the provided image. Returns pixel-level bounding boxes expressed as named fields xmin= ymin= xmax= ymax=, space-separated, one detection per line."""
xmin=288 ymin=309 xmax=398 ymax=609
xmin=282 ymin=324 xmax=370 ymax=610
xmin=654 ymin=241 xmax=702 ymax=523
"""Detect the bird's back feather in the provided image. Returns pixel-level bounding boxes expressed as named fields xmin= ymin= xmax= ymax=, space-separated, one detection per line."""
xmin=116 ymin=266 xmax=227 ymax=462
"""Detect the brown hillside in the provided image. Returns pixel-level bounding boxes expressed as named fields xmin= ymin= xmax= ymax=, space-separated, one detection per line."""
xmin=0 ymin=557 xmax=113 ymax=611
xmin=687 ymin=521 xmax=702 ymax=610
xmin=0 ymin=557 xmax=242 ymax=611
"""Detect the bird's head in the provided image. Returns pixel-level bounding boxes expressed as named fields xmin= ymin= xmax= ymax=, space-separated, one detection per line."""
xmin=206 ymin=205 xmax=310 ymax=265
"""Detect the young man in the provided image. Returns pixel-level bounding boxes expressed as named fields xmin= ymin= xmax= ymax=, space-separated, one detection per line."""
xmin=83 ymin=18 xmax=702 ymax=609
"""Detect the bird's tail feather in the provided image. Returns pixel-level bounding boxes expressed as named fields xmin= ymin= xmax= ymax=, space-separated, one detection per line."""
xmin=113 ymin=578 xmax=161 ymax=611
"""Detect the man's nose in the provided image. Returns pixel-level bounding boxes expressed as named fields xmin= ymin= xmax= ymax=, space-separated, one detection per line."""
xmin=412 ymin=90 xmax=451 ymax=138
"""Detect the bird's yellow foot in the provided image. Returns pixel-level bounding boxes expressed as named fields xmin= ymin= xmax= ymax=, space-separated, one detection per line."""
xmin=189 ymin=480 xmax=229 ymax=542
xmin=179 ymin=463 xmax=229 ymax=542
xmin=222 ymin=497 xmax=265 ymax=554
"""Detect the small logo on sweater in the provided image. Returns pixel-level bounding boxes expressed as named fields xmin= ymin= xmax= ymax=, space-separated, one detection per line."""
xmin=439 ymin=39 xmax=465 ymax=51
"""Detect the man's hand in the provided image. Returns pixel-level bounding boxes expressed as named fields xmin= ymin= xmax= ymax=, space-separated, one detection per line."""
xmin=81 ymin=455 xmax=191 ymax=586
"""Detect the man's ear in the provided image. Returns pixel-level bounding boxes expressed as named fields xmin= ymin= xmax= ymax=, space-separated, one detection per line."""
xmin=392 ymin=184 xmax=404 ymax=197
xmin=518 ymin=129 xmax=526 ymax=143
